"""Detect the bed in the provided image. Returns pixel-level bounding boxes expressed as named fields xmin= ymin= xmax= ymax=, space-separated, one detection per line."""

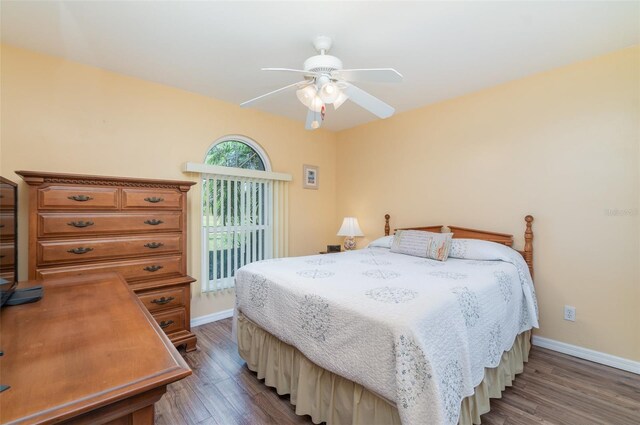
xmin=234 ymin=215 xmax=538 ymax=425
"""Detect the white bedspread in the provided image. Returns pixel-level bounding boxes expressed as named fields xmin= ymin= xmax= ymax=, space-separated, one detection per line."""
xmin=234 ymin=247 xmax=538 ymax=425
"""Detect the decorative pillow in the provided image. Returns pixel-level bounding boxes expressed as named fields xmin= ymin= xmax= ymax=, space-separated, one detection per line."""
xmin=367 ymin=235 xmax=394 ymax=249
xmin=390 ymin=230 xmax=453 ymax=261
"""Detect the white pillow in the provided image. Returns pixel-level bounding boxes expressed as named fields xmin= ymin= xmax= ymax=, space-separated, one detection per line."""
xmin=448 ymin=238 xmax=517 ymax=261
xmin=449 ymin=238 xmax=538 ymax=328
xmin=367 ymin=235 xmax=394 ymax=249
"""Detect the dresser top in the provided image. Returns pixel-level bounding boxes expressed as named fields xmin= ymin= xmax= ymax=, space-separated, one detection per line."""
xmin=15 ymin=170 xmax=196 ymax=191
xmin=0 ymin=272 xmax=191 ymax=424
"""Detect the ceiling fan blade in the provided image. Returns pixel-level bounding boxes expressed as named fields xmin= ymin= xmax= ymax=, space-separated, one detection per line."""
xmin=262 ymin=68 xmax=316 ymax=77
xmin=240 ymin=81 xmax=310 ymax=108
xmin=332 ymin=68 xmax=403 ymax=83
xmin=343 ymin=83 xmax=395 ymax=119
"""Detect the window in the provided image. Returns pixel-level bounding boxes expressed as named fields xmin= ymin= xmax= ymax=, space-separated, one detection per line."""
xmin=205 ymin=139 xmax=267 ymax=171
xmin=199 ymin=136 xmax=289 ymax=292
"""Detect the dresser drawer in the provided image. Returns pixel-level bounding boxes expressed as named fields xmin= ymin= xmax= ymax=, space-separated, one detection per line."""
xmin=122 ymin=188 xmax=183 ymax=210
xmin=37 ymin=185 xmax=119 ymax=210
xmin=0 ymin=185 xmax=16 ymax=210
xmin=37 ymin=234 xmax=182 ymax=266
xmin=0 ymin=242 xmax=15 ymax=268
xmin=0 ymin=213 xmax=16 ymax=238
xmin=152 ymin=308 xmax=186 ymax=335
xmin=38 ymin=212 xmax=182 ymax=237
xmin=37 ymin=255 xmax=183 ymax=282
xmin=137 ymin=286 xmax=186 ymax=313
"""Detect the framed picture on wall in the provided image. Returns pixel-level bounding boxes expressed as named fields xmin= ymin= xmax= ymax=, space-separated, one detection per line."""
xmin=303 ymin=164 xmax=319 ymax=190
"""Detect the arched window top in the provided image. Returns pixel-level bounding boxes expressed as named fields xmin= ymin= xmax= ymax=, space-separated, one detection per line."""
xmin=204 ymin=135 xmax=270 ymax=171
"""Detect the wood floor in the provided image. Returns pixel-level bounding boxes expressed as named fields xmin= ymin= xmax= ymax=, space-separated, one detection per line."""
xmin=156 ymin=319 xmax=640 ymax=425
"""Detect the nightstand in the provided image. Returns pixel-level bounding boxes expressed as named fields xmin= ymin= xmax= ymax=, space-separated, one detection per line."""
xmin=323 ymin=244 xmax=342 ymax=254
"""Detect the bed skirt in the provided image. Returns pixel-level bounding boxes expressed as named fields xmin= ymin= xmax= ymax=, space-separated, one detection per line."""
xmin=237 ymin=312 xmax=531 ymax=425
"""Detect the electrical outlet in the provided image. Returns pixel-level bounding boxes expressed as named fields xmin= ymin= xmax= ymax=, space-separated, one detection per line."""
xmin=564 ymin=305 xmax=576 ymax=321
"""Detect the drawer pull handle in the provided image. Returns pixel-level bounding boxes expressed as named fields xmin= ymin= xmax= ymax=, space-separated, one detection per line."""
xmin=68 ymin=221 xmax=94 ymax=228
xmin=68 ymin=195 xmax=93 ymax=202
xmin=144 ymin=197 xmax=164 ymax=203
xmin=67 ymin=247 xmax=94 ymax=255
xmin=144 ymin=242 xmax=164 ymax=249
xmin=143 ymin=265 xmax=163 ymax=272
xmin=159 ymin=320 xmax=174 ymax=329
xmin=151 ymin=296 xmax=175 ymax=305
xmin=144 ymin=219 xmax=164 ymax=226
xmin=0 ymin=224 xmax=4 ymax=228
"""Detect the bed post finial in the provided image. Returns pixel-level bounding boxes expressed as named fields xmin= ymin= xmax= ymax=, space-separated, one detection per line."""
xmin=524 ymin=215 xmax=534 ymax=279
xmin=384 ymin=214 xmax=391 ymax=236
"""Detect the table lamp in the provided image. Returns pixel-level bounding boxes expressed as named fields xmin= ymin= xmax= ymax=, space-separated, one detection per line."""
xmin=337 ymin=217 xmax=364 ymax=250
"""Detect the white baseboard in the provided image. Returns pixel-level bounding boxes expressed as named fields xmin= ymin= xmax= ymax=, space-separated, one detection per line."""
xmin=191 ymin=308 xmax=234 ymax=328
xmin=532 ymin=335 xmax=640 ymax=374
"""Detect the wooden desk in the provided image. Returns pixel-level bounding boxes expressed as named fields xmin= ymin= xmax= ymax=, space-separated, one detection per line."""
xmin=0 ymin=272 xmax=191 ymax=424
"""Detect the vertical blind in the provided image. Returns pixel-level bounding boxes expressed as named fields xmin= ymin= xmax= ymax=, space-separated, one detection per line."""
xmin=201 ymin=173 xmax=289 ymax=292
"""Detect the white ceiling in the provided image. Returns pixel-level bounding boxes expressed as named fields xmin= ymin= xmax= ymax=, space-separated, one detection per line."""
xmin=2 ymin=1 xmax=638 ymax=131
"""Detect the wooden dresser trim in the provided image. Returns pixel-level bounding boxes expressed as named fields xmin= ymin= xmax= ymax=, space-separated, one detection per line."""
xmin=16 ymin=170 xmax=196 ymax=192
xmin=23 ymin=370 xmax=187 ymax=424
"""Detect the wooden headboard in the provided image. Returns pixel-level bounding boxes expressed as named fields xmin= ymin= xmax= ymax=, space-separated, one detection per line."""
xmin=384 ymin=214 xmax=534 ymax=279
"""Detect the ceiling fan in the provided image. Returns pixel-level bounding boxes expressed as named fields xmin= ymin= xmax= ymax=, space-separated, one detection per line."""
xmin=240 ymin=36 xmax=403 ymax=130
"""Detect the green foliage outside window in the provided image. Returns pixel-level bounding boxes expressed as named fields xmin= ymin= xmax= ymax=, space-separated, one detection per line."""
xmin=205 ymin=140 xmax=265 ymax=170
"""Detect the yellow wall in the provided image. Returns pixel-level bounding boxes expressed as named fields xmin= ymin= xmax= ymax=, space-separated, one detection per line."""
xmin=336 ymin=46 xmax=640 ymax=361
xmin=2 ymin=43 xmax=638 ymax=361
xmin=0 ymin=44 xmax=338 ymax=318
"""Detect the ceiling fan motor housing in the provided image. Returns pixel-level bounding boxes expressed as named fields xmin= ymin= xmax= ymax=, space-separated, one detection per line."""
xmin=304 ymin=54 xmax=343 ymax=74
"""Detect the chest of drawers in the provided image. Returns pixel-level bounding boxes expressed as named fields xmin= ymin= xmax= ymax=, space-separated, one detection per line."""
xmin=17 ymin=171 xmax=198 ymax=352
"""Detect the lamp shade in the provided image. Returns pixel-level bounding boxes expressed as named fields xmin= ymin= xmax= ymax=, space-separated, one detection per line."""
xmin=296 ymin=85 xmax=317 ymax=108
xmin=337 ymin=217 xmax=364 ymax=237
xmin=319 ymin=82 xmax=340 ymax=103
xmin=333 ymin=91 xmax=349 ymax=109
xmin=309 ymin=95 xmax=324 ymax=112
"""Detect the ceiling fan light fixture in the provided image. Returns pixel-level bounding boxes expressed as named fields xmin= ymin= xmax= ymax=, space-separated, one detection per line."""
xmin=240 ymin=36 xmax=403 ymax=129
xmin=309 ymin=95 xmax=324 ymax=112
xmin=333 ymin=91 xmax=349 ymax=109
xmin=319 ymin=82 xmax=340 ymax=103
xmin=296 ymin=85 xmax=317 ymax=108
